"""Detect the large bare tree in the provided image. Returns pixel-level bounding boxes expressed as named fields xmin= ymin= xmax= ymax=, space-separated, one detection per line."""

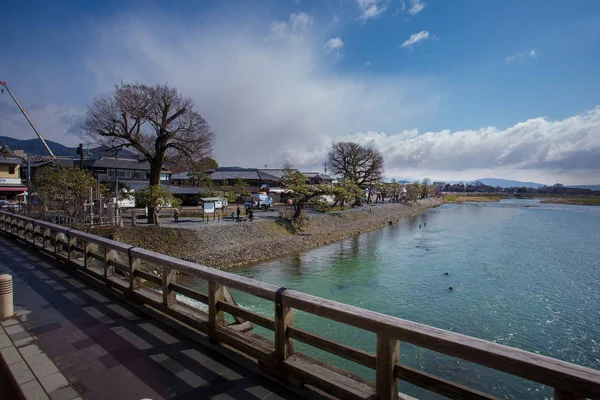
xmin=82 ymin=82 xmax=215 ymax=223
xmin=327 ymin=141 xmax=384 ymax=186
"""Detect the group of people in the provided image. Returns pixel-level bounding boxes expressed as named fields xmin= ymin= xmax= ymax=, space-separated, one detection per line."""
xmin=172 ymin=203 xmax=256 ymax=224
xmin=230 ymin=205 xmax=253 ymax=222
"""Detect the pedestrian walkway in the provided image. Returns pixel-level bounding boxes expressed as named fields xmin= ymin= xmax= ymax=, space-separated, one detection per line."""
xmin=0 ymin=235 xmax=317 ymax=400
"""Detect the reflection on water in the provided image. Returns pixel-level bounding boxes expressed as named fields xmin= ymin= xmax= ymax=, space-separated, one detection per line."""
xmin=195 ymin=200 xmax=600 ymax=399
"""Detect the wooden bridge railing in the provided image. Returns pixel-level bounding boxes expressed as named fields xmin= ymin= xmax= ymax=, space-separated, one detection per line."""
xmin=1 ymin=210 xmax=599 ymax=400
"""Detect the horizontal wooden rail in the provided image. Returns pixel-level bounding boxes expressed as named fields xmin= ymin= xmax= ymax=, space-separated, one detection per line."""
xmin=1 ymin=210 xmax=599 ymax=400
xmin=171 ymin=283 xmax=209 ymax=304
xmin=394 ymin=364 xmax=497 ymax=400
xmin=218 ymin=301 xmax=275 ymax=331
xmin=289 ymin=326 xmax=376 ymax=369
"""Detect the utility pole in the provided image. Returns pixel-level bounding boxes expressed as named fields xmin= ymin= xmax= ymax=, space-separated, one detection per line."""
xmin=323 ymin=162 xmax=327 ymax=175
xmin=26 ymin=157 xmax=31 ymax=216
xmin=115 ymin=170 xmax=119 ymax=225
xmin=90 ymin=186 xmax=93 ymax=227
xmin=76 ymin=143 xmax=83 ymax=169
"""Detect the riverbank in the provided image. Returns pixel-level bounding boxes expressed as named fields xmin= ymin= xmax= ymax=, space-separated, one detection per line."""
xmin=112 ymin=198 xmax=442 ymax=270
xmin=540 ymin=197 xmax=600 ymax=206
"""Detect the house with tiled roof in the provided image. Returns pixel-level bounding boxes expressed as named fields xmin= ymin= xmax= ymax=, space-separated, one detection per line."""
xmin=0 ymin=145 xmax=27 ymax=199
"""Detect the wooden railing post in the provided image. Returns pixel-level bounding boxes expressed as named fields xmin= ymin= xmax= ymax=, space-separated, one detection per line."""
xmin=128 ymin=251 xmax=141 ymax=291
xmin=67 ymin=233 xmax=77 ymax=263
xmin=83 ymin=241 xmax=92 ymax=269
xmin=162 ymin=267 xmax=176 ymax=306
xmin=554 ymin=389 xmax=585 ymax=400
xmin=104 ymin=248 xmax=115 ymax=278
xmin=43 ymin=228 xmax=51 ymax=250
xmin=274 ymin=288 xmax=294 ymax=361
xmin=376 ymin=335 xmax=400 ymax=400
xmin=208 ymin=281 xmax=225 ymax=343
xmin=54 ymin=232 xmax=59 ymax=256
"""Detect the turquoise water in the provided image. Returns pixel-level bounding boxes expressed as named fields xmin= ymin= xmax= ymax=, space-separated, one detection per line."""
xmin=185 ymin=199 xmax=600 ymax=398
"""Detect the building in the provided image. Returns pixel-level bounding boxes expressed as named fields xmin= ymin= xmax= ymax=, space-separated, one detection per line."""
xmin=82 ymin=158 xmax=172 ymax=189
xmin=0 ymin=146 xmax=27 ymax=200
xmin=303 ymin=172 xmax=334 ymax=185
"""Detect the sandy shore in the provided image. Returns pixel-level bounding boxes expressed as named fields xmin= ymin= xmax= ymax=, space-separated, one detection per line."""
xmin=113 ymin=198 xmax=443 ymax=270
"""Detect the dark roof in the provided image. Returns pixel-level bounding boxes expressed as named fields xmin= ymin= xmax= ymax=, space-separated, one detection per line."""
xmin=125 ymin=182 xmax=208 ymax=195
xmin=171 ymin=172 xmax=191 ymax=180
xmin=210 ymin=170 xmax=262 ymax=180
xmin=209 ymin=169 xmax=281 ymax=181
xmin=258 ymin=171 xmax=282 ymax=181
xmin=0 ymin=146 xmax=24 ymax=165
xmin=82 ymin=158 xmax=170 ymax=172
xmin=257 ymin=169 xmax=298 ymax=179
xmin=304 ymin=173 xmax=334 ymax=181
xmin=28 ymin=158 xmax=76 ymax=168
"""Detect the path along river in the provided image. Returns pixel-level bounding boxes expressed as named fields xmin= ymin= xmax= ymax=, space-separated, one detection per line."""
xmin=181 ymin=199 xmax=600 ymax=398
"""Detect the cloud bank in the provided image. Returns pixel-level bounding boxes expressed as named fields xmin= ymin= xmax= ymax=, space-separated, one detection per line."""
xmin=339 ymin=107 xmax=600 ymax=183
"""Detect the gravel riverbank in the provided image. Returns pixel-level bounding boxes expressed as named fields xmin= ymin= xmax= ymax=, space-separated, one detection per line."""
xmin=113 ymin=198 xmax=442 ymax=270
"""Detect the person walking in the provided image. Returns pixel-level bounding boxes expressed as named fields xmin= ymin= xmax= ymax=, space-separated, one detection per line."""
xmin=174 ymin=208 xmax=179 ymax=223
xmin=236 ymin=205 xmax=241 ymax=222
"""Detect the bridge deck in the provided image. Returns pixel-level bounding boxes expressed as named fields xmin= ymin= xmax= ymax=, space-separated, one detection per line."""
xmin=0 ymin=236 xmax=314 ymax=400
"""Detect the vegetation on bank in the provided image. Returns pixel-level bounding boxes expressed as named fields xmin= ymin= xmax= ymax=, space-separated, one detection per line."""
xmin=540 ymin=198 xmax=600 ymax=206
xmin=444 ymin=194 xmax=502 ymax=203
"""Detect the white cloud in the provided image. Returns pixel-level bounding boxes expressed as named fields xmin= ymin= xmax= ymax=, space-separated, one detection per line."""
xmin=506 ymin=49 xmax=537 ymax=63
xmin=290 ymin=12 xmax=314 ymax=33
xmin=270 ymin=21 xmax=288 ymax=36
xmin=505 ymin=52 xmax=523 ymax=63
xmin=325 ymin=37 xmax=344 ymax=61
xmin=269 ymin=12 xmax=314 ymax=39
xmin=325 ymin=37 xmax=344 ymax=51
xmin=357 ymin=0 xmax=389 ymax=21
xmin=401 ymin=31 xmax=432 ymax=49
xmin=408 ymin=0 xmax=426 ymax=15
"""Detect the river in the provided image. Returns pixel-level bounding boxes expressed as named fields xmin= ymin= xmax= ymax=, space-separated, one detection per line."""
xmin=183 ymin=199 xmax=600 ymax=398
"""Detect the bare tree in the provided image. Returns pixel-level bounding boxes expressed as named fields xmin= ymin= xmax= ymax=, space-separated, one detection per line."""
xmin=327 ymin=142 xmax=384 ymax=204
xmin=82 ymin=82 xmax=215 ymax=224
xmin=282 ymin=160 xmax=294 ymax=171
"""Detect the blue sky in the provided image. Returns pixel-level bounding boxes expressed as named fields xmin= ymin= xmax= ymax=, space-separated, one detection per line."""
xmin=1 ymin=0 xmax=599 ymax=184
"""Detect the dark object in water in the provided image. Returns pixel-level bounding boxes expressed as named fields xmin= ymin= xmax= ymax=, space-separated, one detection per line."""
xmin=448 ymin=286 xmax=454 ymax=290
xmin=444 ymin=272 xmax=449 ymax=276
xmin=419 ymin=224 xmax=421 ymax=229
xmin=416 ymin=245 xmax=420 ymax=248
xmin=426 ymin=248 xmax=430 ymax=251
xmin=424 ymin=222 xmax=427 ymax=227
xmin=388 ymin=220 xmax=393 ymax=224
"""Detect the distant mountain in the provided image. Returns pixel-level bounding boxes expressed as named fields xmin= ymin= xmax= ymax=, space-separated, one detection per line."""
xmin=567 ymin=184 xmax=600 ymax=190
xmin=475 ymin=178 xmax=546 ymax=189
xmin=0 ymin=136 xmax=134 ymax=158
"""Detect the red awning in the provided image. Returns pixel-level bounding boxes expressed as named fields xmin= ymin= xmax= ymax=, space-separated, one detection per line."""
xmin=0 ymin=186 xmax=27 ymax=192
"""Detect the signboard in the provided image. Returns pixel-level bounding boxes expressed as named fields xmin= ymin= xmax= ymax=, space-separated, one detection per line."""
xmin=203 ymin=201 xmax=215 ymax=214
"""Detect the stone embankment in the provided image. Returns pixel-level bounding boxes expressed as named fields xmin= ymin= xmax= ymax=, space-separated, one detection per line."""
xmin=113 ymin=198 xmax=442 ymax=270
